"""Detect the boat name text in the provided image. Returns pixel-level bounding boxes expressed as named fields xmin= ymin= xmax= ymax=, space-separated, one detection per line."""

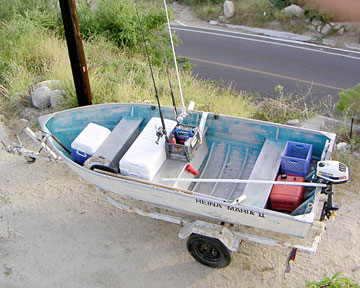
xmin=195 ymin=199 xmax=265 ymax=218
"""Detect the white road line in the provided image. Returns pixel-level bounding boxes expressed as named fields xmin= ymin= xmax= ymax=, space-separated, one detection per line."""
xmin=172 ymin=26 xmax=360 ymax=61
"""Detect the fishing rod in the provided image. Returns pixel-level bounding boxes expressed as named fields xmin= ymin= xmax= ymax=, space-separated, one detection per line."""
xmin=162 ymin=0 xmax=187 ymax=123
xmin=156 ymin=29 xmax=179 ymax=121
xmin=134 ymin=4 xmax=168 ymax=143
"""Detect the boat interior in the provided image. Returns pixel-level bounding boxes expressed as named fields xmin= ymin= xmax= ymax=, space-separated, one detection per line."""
xmin=44 ymin=104 xmax=332 ymax=216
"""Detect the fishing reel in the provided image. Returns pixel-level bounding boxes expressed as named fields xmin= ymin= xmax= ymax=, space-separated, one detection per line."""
xmin=313 ymin=161 xmax=350 ymax=221
xmin=155 ymin=125 xmax=166 ymax=145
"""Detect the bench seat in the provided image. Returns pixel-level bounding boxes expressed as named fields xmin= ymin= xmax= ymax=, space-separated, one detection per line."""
xmin=242 ymin=139 xmax=286 ymax=208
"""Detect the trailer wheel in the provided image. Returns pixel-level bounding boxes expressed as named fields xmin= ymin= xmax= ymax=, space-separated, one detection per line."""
xmin=186 ymin=234 xmax=231 ymax=268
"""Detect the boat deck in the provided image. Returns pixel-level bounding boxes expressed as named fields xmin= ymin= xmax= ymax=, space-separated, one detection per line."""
xmin=155 ymin=136 xmax=286 ymax=208
xmin=192 ymin=141 xmax=257 ymax=201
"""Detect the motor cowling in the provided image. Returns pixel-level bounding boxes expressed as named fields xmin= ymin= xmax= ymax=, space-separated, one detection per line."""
xmin=316 ymin=161 xmax=349 ymax=184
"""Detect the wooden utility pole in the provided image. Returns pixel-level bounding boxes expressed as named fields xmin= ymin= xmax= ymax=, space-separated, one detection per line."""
xmin=59 ymin=0 xmax=92 ymax=106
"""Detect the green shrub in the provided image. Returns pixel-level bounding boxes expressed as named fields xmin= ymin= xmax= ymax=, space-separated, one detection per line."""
xmin=306 ymin=272 xmax=359 ymax=288
xmin=304 ymin=6 xmax=329 ymax=22
xmin=336 ymin=84 xmax=360 ymax=120
xmin=0 ymin=0 xmax=58 ymax=23
xmin=0 ymin=0 xmax=174 ymax=68
xmin=336 ymin=83 xmax=360 ymax=149
xmin=268 ymin=0 xmax=292 ymax=10
xmin=75 ymin=0 xmax=171 ymax=65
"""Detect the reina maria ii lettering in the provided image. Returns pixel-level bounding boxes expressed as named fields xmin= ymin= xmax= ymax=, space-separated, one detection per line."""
xmin=195 ymin=199 xmax=265 ymax=218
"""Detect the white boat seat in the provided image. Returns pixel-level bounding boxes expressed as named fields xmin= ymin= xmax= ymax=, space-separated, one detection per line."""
xmin=119 ymin=117 xmax=177 ymax=181
xmin=84 ymin=117 xmax=143 ymax=173
xmin=242 ymin=139 xmax=286 ymax=208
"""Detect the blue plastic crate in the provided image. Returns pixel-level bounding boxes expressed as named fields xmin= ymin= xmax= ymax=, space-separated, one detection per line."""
xmin=281 ymin=141 xmax=313 ymax=177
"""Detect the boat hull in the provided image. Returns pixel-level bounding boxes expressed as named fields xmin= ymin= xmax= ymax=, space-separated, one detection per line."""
xmin=63 ymin=155 xmax=313 ymax=237
xmin=39 ymin=103 xmax=336 ymax=238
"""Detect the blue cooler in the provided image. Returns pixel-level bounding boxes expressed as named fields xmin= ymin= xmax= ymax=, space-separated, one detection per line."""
xmin=71 ymin=123 xmax=111 ymax=165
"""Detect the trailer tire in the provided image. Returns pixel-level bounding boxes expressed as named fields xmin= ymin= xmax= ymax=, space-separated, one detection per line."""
xmin=186 ymin=234 xmax=231 ymax=268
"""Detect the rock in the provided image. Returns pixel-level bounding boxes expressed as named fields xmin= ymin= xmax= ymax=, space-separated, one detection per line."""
xmin=218 ymin=15 xmax=226 ymax=23
xmin=31 ymin=86 xmax=51 ymax=109
xmin=329 ymin=22 xmax=358 ymax=31
xmin=321 ymin=24 xmax=333 ymax=35
xmin=20 ymin=119 xmax=29 ymax=124
xmin=337 ymin=142 xmax=350 ymax=150
xmin=345 ymin=43 xmax=360 ymax=51
xmin=299 ymin=116 xmax=341 ymax=133
xmin=49 ymin=90 xmax=66 ymax=108
xmin=307 ymin=25 xmax=317 ymax=32
xmin=35 ymin=80 xmax=61 ymax=90
xmin=311 ymin=20 xmax=322 ymax=27
xmin=316 ymin=26 xmax=322 ymax=33
xmin=338 ymin=27 xmax=345 ymax=35
xmin=283 ymin=5 xmax=304 ymax=16
xmin=330 ymin=22 xmax=343 ymax=30
xmin=286 ymin=119 xmax=300 ymax=126
xmin=224 ymin=1 xmax=235 ymax=19
xmin=209 ymin=20 xmax=219 ymax=25
xmin=0 ymin=114 xmax=5 ymax=122
xmin=322 ymin=39 xmax=336 ymax=46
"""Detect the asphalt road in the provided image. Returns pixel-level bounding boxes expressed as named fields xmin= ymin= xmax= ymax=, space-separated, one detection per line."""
xmin=173 ymin=25 xmax=360 ymax=104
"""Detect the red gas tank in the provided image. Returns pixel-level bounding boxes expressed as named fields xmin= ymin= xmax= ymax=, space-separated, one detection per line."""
xmin=269 ymin=174 xmax=305 ymax=212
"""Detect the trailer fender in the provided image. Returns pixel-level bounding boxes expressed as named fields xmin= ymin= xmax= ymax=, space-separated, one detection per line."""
xmin=178 ymin=220 xmax=242 ymax=252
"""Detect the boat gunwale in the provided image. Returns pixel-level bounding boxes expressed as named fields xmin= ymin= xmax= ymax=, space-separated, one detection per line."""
xmin=39 ymin=103 xmax=336 ymax=142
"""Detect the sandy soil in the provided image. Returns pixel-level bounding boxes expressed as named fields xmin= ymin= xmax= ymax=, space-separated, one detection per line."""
xmin=0 ymin=113 xmax=359 ymax=288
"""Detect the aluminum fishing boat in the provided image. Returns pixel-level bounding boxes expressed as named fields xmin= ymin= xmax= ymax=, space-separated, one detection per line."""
xmin=37 ymin=103 xmax=341 ymax=236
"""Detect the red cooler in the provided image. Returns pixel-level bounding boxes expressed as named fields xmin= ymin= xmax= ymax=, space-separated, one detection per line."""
xmin=270 ymin=174 xmax=304 ymax=212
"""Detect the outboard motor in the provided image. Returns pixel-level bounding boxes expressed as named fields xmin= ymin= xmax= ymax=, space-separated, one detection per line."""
xmin=314 ymin=161 xmax=350 ymax=220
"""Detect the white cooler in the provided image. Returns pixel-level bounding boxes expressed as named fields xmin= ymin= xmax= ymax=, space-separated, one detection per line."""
xmin=71 ymin=123 xmax=111 ymax=165
xmin=119 ymin=117 xmax=177 ymax=181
